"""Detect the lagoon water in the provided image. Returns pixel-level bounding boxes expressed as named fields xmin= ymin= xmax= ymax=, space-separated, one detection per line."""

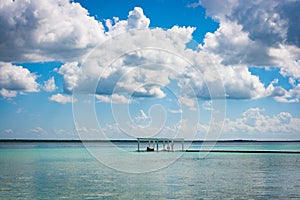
xmin=0 ymin=142 xmax=299 ymax=199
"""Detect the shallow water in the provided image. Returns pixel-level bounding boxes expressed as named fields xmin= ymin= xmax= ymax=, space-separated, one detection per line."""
xmin=0 ymin=142 xmax=299 ymax=199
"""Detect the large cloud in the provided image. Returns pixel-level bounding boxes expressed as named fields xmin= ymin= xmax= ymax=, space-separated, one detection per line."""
xmin=199 ymin=0 xmax=300 ymax=75
xmin=59 ymin=8 xmax=285 ymax=105
xmin=200 ymin=0 xmax=300 ymax=48
xmin=195 ymin=0 xmax=300 ymax=102
xmin=0 ymin=1 xmax=294 ymax=102
xmin=0 ymin=2 xmax=151 ymax=63
xmin=0 ymin=62 xmax=39 ymax=97
xmin=0 ymin=0 xmax=106 ymax=62
xmin=56 ymin=7 xmax=285 ymax=103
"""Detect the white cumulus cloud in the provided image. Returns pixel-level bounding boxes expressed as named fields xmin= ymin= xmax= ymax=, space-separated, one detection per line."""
xmin=0 ymin=0 xmax=106 ymax=62
xmin=49 ymin=93 xmax=74 ymax=104
xmin=0 ymin=62 xmax=39 ymax=97
xmin=95 ymin=94 xmax=132 ymax=104
xmin=196 ymin=0 xmax=300 ymax=102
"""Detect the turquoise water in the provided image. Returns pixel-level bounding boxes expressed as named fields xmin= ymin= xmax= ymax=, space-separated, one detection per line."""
xmin=0 ymin=142 xmax=300 ymax=199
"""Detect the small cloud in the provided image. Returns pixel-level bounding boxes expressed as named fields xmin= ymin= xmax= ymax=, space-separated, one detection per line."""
xmin=132 ymin=86 xmax=166 ymax=99
xmin=187 ymin=1 xmax=201 ymax=8
xmin=95 ymin=94 xmax=132 ymax=104
xmin=43 ymin=77 xmax=57 ymax=92
xmin=49 ymin=93 xmax=75 ymax=104
xmin=168 ymin=109 xmax=183 ymax=114
xmin=0 ymin=88 xmax=17 ymax=98
xmin=16 ymin=108 xmax=23 ymax=114
xmin=178 ymin=96 xmax=197 ymax=110
xmin=29 ymin=127 xmax=47 ymax=134
xmin=54 ymin=129 xmax=76 ymax=137
xmin=4 ymin=129 xmax=13 ymax=134
xmin=95 ymin=94 xmax=110 ymax=103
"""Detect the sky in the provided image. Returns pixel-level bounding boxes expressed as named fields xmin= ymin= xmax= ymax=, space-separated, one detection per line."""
xmin=0 ymin=0 xmax=300 ymax=140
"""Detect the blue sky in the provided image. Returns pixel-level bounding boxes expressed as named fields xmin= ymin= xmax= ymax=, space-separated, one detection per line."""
xmin=0 ymin=0 xmax=299 ymax=140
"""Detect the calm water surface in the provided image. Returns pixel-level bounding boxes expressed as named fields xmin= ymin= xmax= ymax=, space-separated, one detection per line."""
xmin=0 ymin=142 xmax=299 ymax=199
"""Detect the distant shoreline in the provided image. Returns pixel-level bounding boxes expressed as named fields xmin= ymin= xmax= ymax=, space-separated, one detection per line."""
xmin=0 ymin=139 xmax=299 ymax=143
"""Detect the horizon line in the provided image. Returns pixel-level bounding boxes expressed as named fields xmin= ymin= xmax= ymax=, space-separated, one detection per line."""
xmin=0 ymin=139 xmax=300 ymax=142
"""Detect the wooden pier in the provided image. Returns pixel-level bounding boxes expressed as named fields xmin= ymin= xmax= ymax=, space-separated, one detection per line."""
xmin=137 ymin=138 xmax=184 ymax=152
